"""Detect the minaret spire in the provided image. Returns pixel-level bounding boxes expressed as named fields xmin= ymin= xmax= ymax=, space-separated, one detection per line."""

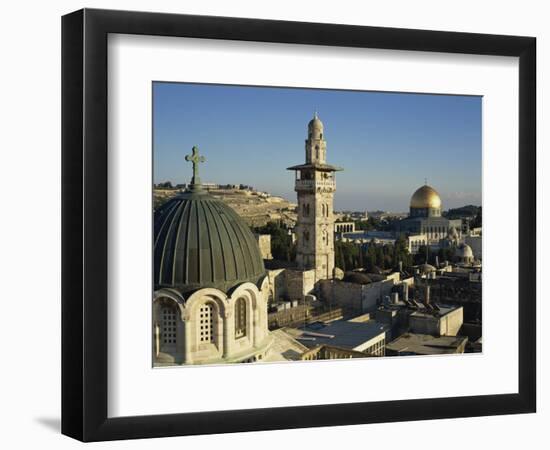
xmin=287 ymin=116 xmax=342 ymax=282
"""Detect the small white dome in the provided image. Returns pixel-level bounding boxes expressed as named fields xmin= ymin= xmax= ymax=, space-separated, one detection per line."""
xmin=456 ymin=243 xmax=474 ymax=258
xmin=448 ymin=227 xmax=459 ymax=239
xmin=419 ymin=263 xmax=436 ymax=274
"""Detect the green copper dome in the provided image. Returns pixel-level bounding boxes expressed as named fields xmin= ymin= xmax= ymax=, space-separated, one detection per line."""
xmin=154 ymin=188 xmax=266 ymax=294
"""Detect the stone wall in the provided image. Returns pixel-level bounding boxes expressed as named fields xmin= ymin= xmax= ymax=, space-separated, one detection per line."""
xmin=265 ymin=268 xmax=286 ymax=304
xmin=409 ymin=306 xmax=463 ymax=336
xmin=319 ymin=275 xmax=399 ymax=315
xmin=265 ymin=268 xmax=316 ymax=304
xmin=301 ymin=345 xmax=368 ymax=360
xmin=440 ymin=306 xmax=464 ymax=336
xmin=285 ymin=269 xmax=316 ymax=300
xmin=255 ymin=234 xmax=273 ymax=260
xmin=268 ymin=305 xmax=343 ymax=330
xmin=268 ymin=304 xmax=310 ymax=329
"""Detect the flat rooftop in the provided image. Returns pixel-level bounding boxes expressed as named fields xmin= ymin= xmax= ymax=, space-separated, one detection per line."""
xmin=386 ymin=333 xmax=467 ymax=355
xmin=263 ymin=329 xmax=309 ymax=362
xmin=284 ymin=319 xmax=389 ymax=351
xmin=379 ymin=302 xmax=460 ymax=318
xmin=409 ymin=304 xmax=461 ymax=319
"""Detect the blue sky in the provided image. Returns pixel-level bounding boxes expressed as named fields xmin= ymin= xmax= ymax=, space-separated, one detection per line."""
xmin=153 ymin=82 xmax=481 ymax=212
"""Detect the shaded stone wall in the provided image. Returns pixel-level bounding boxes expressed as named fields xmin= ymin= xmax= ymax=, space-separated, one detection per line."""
xmin=267 ymin=306 xmax=343 ymax=330
xmin=301 ymin=345 xmax=368 ymax=360
xmin=265 ymin=268 xmax=316 ymax=304
xmin=409 ymin=306 xmax=463 ymax=337
xmin=265 ymin=268 xmax=286 ymax=304
xmin=285 ymin=269 xmax=316 ymax=300
xmin=318 ymin=276 xmax=398 ymax=315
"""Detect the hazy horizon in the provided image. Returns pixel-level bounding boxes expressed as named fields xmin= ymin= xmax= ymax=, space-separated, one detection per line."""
xmin=153 ymin=82 xmax=482 ymax=211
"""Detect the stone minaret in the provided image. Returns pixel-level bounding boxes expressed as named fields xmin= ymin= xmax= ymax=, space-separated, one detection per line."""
xmin=288 ymin=113 xmax=342 ymax=282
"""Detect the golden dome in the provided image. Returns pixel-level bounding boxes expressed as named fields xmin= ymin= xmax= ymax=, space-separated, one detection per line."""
xmin=410 ymin=185 xmax=442 ymax=209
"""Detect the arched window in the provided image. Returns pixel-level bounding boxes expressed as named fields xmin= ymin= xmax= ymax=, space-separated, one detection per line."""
xmin=161 ymin=305 xmax=177 ymax=346
xmin=235 ymin=298 xmax=247 ymax=339
xmin=199 ymin=303 xmax=215 ymax=343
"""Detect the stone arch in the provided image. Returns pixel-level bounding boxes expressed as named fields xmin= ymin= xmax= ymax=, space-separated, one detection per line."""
xmin=153 ymin=289 xmax=186 ymax=317
xmin=184 ymin=288 xmax=228 ymax=363
xmin=153 ymin=289 xmax=187 ymax=364
xmin=230 ymin=282 xmax=268 ymax=349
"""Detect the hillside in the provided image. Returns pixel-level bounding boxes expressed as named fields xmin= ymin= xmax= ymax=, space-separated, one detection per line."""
xmin=153 ymin=187 xmax=297 ymax=227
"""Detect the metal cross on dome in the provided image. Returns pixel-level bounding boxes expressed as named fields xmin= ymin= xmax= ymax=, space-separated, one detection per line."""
xmin=185 ymin=146 xmax=206 ymax=185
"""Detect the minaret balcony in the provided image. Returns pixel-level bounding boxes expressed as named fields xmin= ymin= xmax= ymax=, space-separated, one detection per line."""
xmin=295 ymin=179 xmax=335 ymax=192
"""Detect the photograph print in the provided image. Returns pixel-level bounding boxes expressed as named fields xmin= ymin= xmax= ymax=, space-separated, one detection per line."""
xmin=152 ymin=82 xmax=482 ymax=367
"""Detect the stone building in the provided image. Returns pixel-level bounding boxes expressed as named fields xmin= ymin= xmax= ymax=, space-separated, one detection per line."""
xmin=408 ymin=305 xmax=464 ymax=336
xmin=254 ymin=233 xmax=273 ymax=260
xmin=385 ymin=333 xmax=468 ymax=356
xmin=264 ymin=267 xmax=316 ymax=305
xmin=407 ymin=233 xmax=428 ymax=254
xmin=285 ymin=318 xmax=389 ymax=356
xmin=318 ymin=272 xmax=401 ymax=315
xmin=428 ymin=272 xmax=482 ymax=322
xmin=288 ymin=113 xmax=342 ymax=282
xmin=334 ymin=221 xmax=355 ymax=234
xmin=396 ymin=183 xmax=462 ymax=247
xmin=153 ymin=147 xmax=302 ymax=365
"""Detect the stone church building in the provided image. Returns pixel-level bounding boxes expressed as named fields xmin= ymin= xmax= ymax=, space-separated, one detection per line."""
xmin=153 ymin=147 xmax=274 ymax=365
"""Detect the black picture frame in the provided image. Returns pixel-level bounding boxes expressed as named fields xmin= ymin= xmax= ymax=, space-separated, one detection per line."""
xmin=61 ymin=8 xmax=536 ymax=442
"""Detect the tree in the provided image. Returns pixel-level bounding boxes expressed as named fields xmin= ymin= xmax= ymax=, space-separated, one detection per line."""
xmin=414 ymin=245 xmax=434 ymax=265
xmin=335 ymin=240 xmax=360 ymax=272
xmin=355 ymin=220 xmax=373 ymax=231
xmin=392 ymin=235 xmax=413 ymax=271
xmin=437 ymin=247 xmax=456 ymax=264
xmin=470 ymin=206 xmax=482 ymax=228
xmin=156 ymin=181 xmax=173 ymax=189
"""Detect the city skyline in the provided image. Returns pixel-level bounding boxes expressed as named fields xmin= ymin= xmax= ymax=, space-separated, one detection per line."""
xmin=153 ymin=82 xmax=482 ymax=211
